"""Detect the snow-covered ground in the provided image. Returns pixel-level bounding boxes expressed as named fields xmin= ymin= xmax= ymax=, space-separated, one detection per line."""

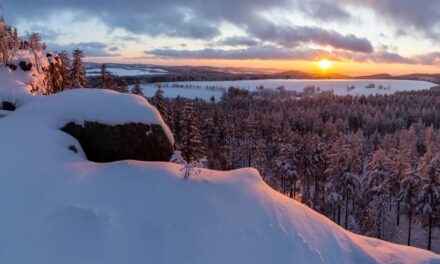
xmin=87 ymin=67 xmax=168 ymax=77
xmin=0 ymin=60 xmax=439 ymax=263
xmin=142 ymin=79 xmax=437 ymax=99
xmin=140 ymin=84 xmax=223 ymax=101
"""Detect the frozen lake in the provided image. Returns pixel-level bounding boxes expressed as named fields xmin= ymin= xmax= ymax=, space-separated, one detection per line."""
xmin=141 ymin=85 xmax=224 ymax=101
xmin=142 ymin=79 xmax=437 ymax=99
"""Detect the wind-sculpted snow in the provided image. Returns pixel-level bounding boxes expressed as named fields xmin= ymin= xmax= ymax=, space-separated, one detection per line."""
xmin=0 ymin=89 xmax=438 ymax=263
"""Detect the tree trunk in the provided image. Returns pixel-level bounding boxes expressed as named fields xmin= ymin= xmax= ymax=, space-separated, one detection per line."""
xmin=428 ymin=214 xmax=432 ymax=251
xmin=396 ymin=201 xmax=400 ymax=226
xmin=345 ymin=189 xmax=349 ymax=229
xmin=389 ymin=193 xmax=392 ymax=211
xmin=337 ymin=205 xmax=341 ymax=225
xmin=352 ymin=197 xmax=355 ymax=212
xmin=293 ymin=182 xmax=297 ymax=198
xmin=281 ymin=176 xmax=285 ymax=194
xmin=314 ymin=174 xmax=319 ymax=204
xmin=407 ymin=210 xmax=412 ymax=246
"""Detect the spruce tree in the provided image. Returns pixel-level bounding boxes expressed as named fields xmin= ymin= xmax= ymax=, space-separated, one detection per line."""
xmin=365 ymin=149 xmax=391 ymax=239
xmin=100 ymin=64 xmax=116 ymax=90
xmin=180 ymin=101 xmax=205 ymax=164
xmin=398 ymin=166 xmax=422 ymax=246
xmin=70 ymin=48 xmax=90 ymax=88
xmin=59 ymin=50 xmax=71 ymax=89
xmin=418 ymin=130 xmax=440 ymax=250
xmin=274 ymin=137 xmax=298 ymax=198
xmin=151 ymin=86 xmax=171 ymax=126
xmin=118 ymin=79 xmax=129 ymax=93
xmin=131 ymin=79 xmax=144 ymax=96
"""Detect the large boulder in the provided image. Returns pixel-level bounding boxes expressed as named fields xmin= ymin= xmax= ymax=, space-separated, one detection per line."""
xmin=61 ymin=121 xmax=174 ymax=162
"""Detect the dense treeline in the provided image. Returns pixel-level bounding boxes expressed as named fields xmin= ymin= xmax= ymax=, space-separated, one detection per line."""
xmin=156 ymin=87 xmax=440 ymax=251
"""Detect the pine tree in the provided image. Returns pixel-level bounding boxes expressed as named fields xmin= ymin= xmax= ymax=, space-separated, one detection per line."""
xmin=45 ymin=53 xmax=63 ymax=94
xmin=365 ymin=149 xmax=391 ymax=239
xmin=59 ymin=50 xmax=72 ymax=89
xmin=418 ymin=129 xmax=440 ymax=250
xmin=274 ymin=138 xmax=298 ymax=198
xmin=151 ymin=86 xmax=171 ymax=125
xmin=118 ymin=79 xmax=129 ymax=93
xmin=100 ymin=63 xmax=116 ymax=90
xmin=325 ymin=136 xmax=355 ymax=225
xmin=0 ymin=19 xmax=20 ymax=63
xmin=70 ymin=49 xmax=90 ymax=88
xmin=131 ymin=79 xmax=144 ymax=96
xmin=180 ymin=101 xmax=205 ymax=164
xmin=398 ymin=165 xmax=422 ymax=246
xmin=28 ymin=32 xmax=42 ymax=51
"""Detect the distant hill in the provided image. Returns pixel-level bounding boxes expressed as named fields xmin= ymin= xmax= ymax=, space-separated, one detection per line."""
xmin=355 ymin=73 xmax=394 ymax=79
xmin=85 ymin=62 xmax=440 ymax=85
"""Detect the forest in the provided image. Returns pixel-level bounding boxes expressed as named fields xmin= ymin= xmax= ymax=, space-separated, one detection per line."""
xmin=154 ymin=86 xmax=440 ymax=251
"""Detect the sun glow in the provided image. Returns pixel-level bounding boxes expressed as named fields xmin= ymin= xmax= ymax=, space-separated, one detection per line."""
xmin=316 ymin=59 xmax=333 ymax=70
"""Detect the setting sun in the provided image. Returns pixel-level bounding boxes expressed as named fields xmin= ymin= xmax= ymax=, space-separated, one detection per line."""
xmin=317 ymin=59 xmax=333 ymax=70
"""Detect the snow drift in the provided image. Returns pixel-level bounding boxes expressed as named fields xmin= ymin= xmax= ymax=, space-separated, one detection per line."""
xmin=0 ymin=61 xmax=438 ymax=263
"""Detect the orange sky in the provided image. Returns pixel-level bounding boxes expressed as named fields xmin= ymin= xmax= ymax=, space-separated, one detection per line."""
xmin=88 ymin=57 xmax=440 ymax=76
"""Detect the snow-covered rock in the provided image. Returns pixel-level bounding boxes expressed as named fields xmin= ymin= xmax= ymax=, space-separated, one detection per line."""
xmin=61 ymin=121 xmax=173 ymax=162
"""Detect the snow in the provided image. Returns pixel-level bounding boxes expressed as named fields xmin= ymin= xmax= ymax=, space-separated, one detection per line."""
xmin=16 ymin=88 xmax=174 ymax=144
xmin=140 ymin=84 xmax=223 ymax=101
xmin=0 ymin=57 xmax=438 ymax=262
xmin=143 ymin=79 xmax=437 ymax=99
xmin=86 ymin=67 xmax=168 ymax=77
xmin=0 ymin=50 xmax=50 ymax=105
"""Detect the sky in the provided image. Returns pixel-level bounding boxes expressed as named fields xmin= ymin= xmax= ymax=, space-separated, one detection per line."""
xmin=1 ymin=0 xmax=440 ymax=75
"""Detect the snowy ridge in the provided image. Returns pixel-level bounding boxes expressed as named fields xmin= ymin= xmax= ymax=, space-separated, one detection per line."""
xmin=0 ymin=90 xmax=438 ymax=263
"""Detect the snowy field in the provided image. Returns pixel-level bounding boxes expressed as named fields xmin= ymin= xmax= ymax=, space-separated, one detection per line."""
xmin=140 ymin=85 xmax=224 ymax=101
xmin=87 ymin=67 xmax=168 ymax=77
xmin=142 ymin=79 xmax=437 ymax=99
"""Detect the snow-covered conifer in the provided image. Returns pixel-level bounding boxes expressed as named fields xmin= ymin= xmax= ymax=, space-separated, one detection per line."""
xmin=59 ymin=50 xmax=72 ymax=89
xmin=70 ymin=49 xmax=90 ymax=88
xmin=131 ymin=79 xmax=144 ymax=96
xmin=100 ymin=64 xmax=116 ymax=90
xmin=180 ymin=101 xmax=205 ymax=164
xmin=365 ymin=149 xmax=391 ymax=239
xmin=151 ymin=86 xmax=172 ymax=125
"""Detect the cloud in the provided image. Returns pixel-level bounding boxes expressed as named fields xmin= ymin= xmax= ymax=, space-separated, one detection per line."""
xmin=47 ymin=42 xmax=120 ymax=57
xmin=146 ymin=46 xmax=440 ymax=66
xmin=217 ymin=36 xmax=260 ymax=47
xmin=2 ymin=0 xmax=371 ymax=52
xmin=248 ymin=20 xmax=373 ymax=53
xmin=3 ymin=0 xmax=438 ymax=61
xmin=340 ymin=0 xmax=440 ymax=39
xmin=413 ymin=52 xmax=440 ymax=65
xmin=297 ymin=0 xmax=351 ymax=22
xmin=146 ymin=46 xmax=337 ymax=61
